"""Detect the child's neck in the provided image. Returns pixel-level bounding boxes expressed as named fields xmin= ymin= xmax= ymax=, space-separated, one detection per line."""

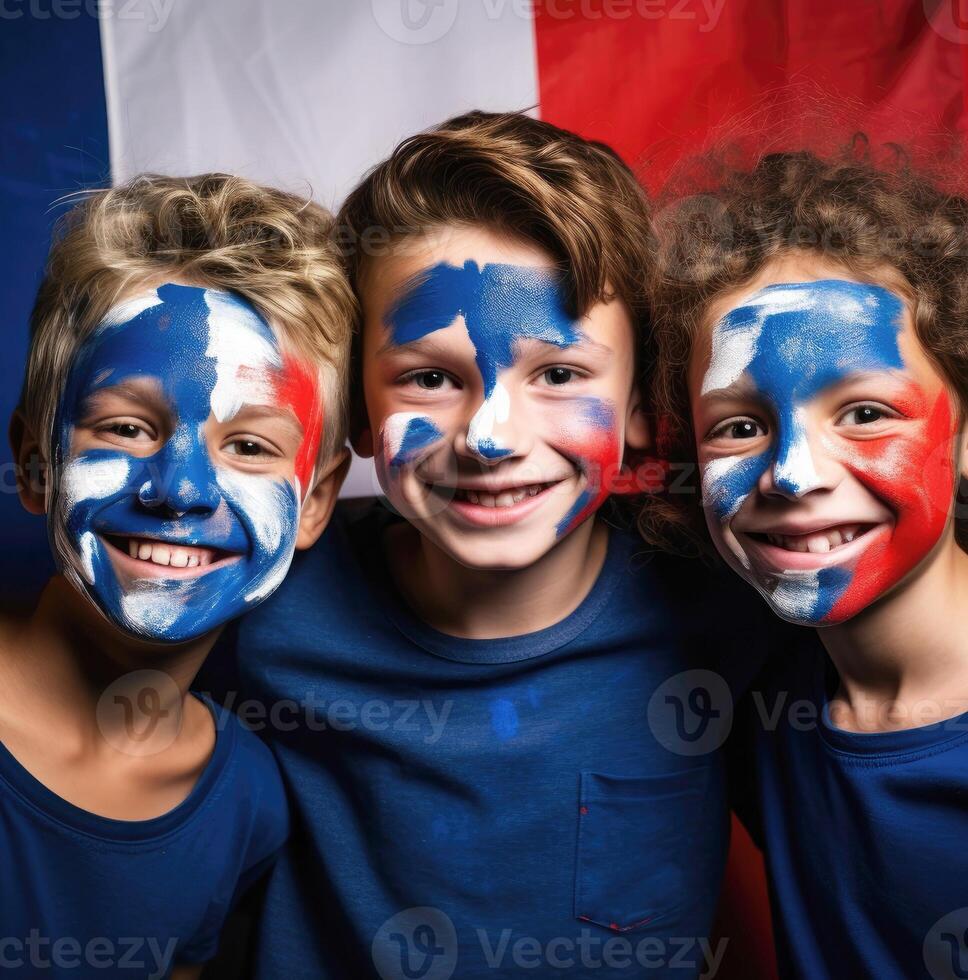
xmin=2 ymin=575 xmax=217 ymax=756
xmin=388 ymin=518 xmax=610 ymax=640
xmin=819 ymin=537 xmax=968 ymax=733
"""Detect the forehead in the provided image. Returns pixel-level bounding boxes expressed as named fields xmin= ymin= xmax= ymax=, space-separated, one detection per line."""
xmin=70 ymin=284 xmax=281 ymax=396
xmin=698 ymin=279 xmax=908 ymax=398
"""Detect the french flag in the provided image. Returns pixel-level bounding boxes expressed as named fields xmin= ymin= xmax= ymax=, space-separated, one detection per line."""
xmin=1 ymin=7 xmax=964 ymax=973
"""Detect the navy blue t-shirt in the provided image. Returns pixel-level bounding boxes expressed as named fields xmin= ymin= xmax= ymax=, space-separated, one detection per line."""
xmin=0 ymin=694 xmax=288 ymax=977
xmin=212 ymin=504 xmax=772 ymax=979
xmin=741 ymin=638 xmax=968 ymax=979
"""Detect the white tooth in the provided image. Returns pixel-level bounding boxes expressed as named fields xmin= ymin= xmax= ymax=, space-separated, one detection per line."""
xmin=188 ymin=555 xmax=200 ymax=567
xmin=806 ymin=535 xmax=831 ymax=554
xmin=128 ymin=539 xmax=138 ymax=558
xmin=827 ymin=530 xmax=843 ymax=549
xmin=496 ymin=492 xmax=515 ymax=508
xmin=512 ymin=490 xmax=526 ymax=504
xmin=170 ymin=549 xmax=189 ymax=568
xmin=844 ymin=530 xmax=855 ymax=543
xmin=467 ymin=491 xmax=480 ymax=505
xmin=138 ymin=542 xmax=152 ymax=560
xmin=150 ymin=544 xmax=171 ymax=566
xmin=479 ymin=493 xmax=496 ymax=508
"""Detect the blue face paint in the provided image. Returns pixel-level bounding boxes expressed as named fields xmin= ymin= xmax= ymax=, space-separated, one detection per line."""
xmin=387 ymin=261 xmax=582 ymax=460
xmin=52 ymin=283 xmax=313 ymax=643
xmin=701 ymin=279 xmax=909 ymax=623
xmin=389 ymin=415 xmax=445 ymax=468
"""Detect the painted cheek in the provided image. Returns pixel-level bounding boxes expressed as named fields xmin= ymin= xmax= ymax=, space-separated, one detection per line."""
xmin=702 ymin=453 xmax=768 ymax=525
xmin=552 ymin=397 xmax=621 ymax=537
xmin=58 ymin=454 xmax=135 ymax=583
xmin=274 ymin=353 xmax=324 ymax=493
xmin=380 ymin=413 xmax=445 ymax=471
xmin=826 ymin=390 xmax=957 ymax=622
xmin=215 ymin=467 xmax=300 ymax=604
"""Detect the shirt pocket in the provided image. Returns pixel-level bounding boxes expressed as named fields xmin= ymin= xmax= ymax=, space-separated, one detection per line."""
xmin=574 ymin=766 xmax=721 ymax=934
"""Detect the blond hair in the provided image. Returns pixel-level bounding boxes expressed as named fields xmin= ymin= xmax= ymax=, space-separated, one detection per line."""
xmin=22 ymin=172 xmax=357 ymax=466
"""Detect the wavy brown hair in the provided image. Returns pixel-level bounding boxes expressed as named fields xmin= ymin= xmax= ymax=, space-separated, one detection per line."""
xmin=22 ymin=172 xmax=357 ymax=465
xmin=646 ymin=141 xmax=968 ymax=553
xmin=335 ymin=110 xmax=656 ymax=436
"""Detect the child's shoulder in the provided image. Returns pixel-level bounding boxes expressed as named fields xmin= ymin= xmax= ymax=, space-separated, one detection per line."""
xmin=194 ymin=694 xmax=289 ymax=843
xmin=203 ymin=696 xmax=284 ymax=789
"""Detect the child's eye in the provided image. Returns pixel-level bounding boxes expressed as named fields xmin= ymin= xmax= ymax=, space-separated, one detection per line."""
xmin=542 ymin=367 xmax=575 ymax=386
xmin=708 ymin=417 xmax=768 ymax=441
xmin=224 ymin=439 xmax=275 ymax=459
xmin=98 ymin=421 xmax=155 ymax=442
xmin=837 ymin=403 xmax=893 ymax=426
xmin=402 ymin=370 xmax=457 ymax=391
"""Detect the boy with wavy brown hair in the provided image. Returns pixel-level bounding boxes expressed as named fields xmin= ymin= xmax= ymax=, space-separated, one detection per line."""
xmin=222 ymin=111 xmax=771 ymax=979
xmin=651 ymin=145 xmax=968 ymax=978
xmin=3 ymin=173 xmax=354 ymax=978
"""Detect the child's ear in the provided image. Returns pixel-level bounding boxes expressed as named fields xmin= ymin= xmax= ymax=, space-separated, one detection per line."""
xmin=296 ymin=448 xmax=351 ymax=550
xmin=9 ymin=410 xmax=47 ymax=515
xmin=624 ymin=389 xmax=651 ymax=452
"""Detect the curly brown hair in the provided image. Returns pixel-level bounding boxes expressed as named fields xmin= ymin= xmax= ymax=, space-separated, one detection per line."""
xmin=646 ymin=141 xmax=968 ymax=553
xmin=334 ymin=110 xmax=656 ymax=435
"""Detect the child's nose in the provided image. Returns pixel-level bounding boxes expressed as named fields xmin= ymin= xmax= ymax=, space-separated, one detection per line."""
xmin=761 ymin=415 xmax=836 ymax=498
xmin=136 ymin=429 xmax=221 ymax=516
xmin=462 ymin=383 xmax=531 ymax=463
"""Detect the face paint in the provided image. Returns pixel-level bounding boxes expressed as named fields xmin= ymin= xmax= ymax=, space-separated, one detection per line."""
xmin=553 ymin=396 xmax=620 ymax=536
xmin=380 ymin=261 xmax=625 ymax=541
xmin=388 ymin=261 xmax=582 ymax=461
xmin=50 ymin=283 xmax=323 ymax=643
xmin=699 ymin=279 xmax=958 ymax=625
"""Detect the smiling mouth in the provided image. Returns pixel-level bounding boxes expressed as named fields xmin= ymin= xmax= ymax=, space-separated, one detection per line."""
xmin=736 ymin=522 xmax=890 ymax=570
xmin=443 ymin=481 xmax=559 ymax=509
xmin=745 ymin=522 xmax=877 ymax=555
xmin=102 ymin=534 xmax=242 ymax=576
xmin=422 ymin=478 xmax=569 ymax=527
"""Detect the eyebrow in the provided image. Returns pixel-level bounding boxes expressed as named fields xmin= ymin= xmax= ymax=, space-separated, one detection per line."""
xmin=377 ymin=333 xmax=460 ymax=357
xmin=700 ymin=368 xmax=910 ymax=401
xmin=700 ymin=378 xmax=760 ymax=401
xmin=377 ymin=331 xmax=611 ymax=358
xmin=228 ymin=403 xmax=305 ymax=437
xmin=80 ymin=380 xmax=171 ymax=415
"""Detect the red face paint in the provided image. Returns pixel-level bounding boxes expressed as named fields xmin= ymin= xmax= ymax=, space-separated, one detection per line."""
xmin=552 ymin=398 xmax=623 ymax=537
xmin=826 ymin=388 xmax=958 ymax=622
xmin=276 ymin=352 xmax=324 ymax=492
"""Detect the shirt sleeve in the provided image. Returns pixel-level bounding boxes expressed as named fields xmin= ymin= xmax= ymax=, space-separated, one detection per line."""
xmin=176 ymin=727 xmax=291 ymax=965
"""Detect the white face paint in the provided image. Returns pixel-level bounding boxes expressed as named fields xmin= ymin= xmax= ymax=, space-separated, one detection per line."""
xmin=204 ymin=289 xmax=283 ymax=423
xmin=693 ymin=277 xmax=960 ymax=627
xmin=49 ymin=283 xmax=323 ymax=643
xmin=466 ymin=381 xmax=512 ymax=460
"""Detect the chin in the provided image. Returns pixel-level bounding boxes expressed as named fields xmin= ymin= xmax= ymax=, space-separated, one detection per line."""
xmin=432 ymin=529 xmax=559 ymax=573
